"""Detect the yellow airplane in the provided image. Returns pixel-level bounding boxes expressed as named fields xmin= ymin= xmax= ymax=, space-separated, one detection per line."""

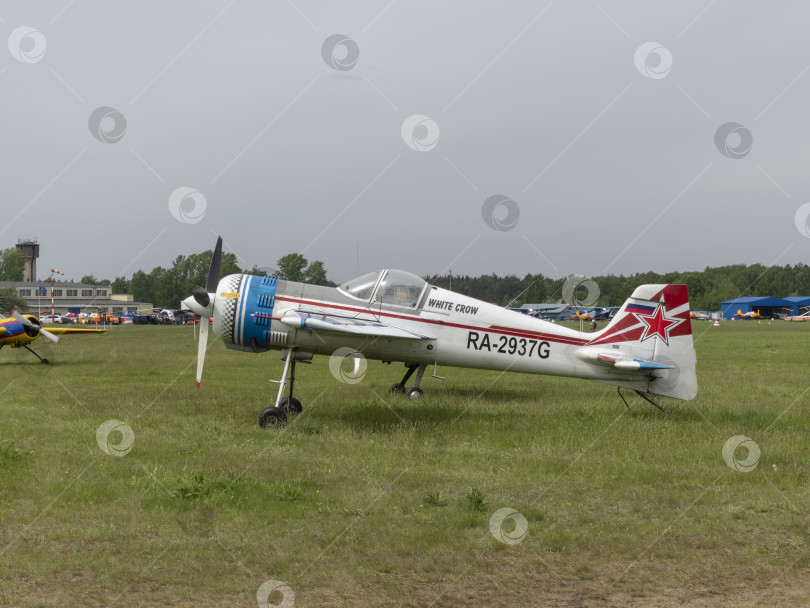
xmin=0 ymin=312 xmax=106 ymax=364
xmin=734 ymin=309 xmax=761 ymax=319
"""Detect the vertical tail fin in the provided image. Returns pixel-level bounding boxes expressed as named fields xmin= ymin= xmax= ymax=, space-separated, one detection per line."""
xmin=582 ymin=284 xmax=697 ymax=400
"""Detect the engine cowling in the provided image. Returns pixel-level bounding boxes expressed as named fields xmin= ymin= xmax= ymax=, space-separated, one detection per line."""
xmin=213 ymin=274 xmax=284 ymax=352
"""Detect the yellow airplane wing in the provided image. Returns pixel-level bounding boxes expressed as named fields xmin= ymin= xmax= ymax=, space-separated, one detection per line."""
xmin=45 ymin=327 xmax=107 ymax=335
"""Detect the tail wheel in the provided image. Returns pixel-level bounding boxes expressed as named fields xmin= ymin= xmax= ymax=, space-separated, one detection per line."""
xmin=279 ymin=397 xmax=302 ymax=414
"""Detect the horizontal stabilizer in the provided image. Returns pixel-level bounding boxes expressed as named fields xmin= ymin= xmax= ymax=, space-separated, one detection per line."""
xmin=595 ymin=353 xmax=673 ymax=371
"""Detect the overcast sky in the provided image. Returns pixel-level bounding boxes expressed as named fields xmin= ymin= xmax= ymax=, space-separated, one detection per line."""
xmin=2 ymin=1 xmax=809 ymax=284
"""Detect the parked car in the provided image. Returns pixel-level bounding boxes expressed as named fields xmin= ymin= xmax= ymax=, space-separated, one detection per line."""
xmin=60 ymin=312 xmax=78 ymax=324
xmin=132 ymin=314 xmax=160 ymax=325
xmin=39 ymin=313 xmax=61 ymax=324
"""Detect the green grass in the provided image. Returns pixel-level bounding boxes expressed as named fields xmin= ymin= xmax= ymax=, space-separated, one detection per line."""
xmin=1 ymin=320 xmax=809 ymax=607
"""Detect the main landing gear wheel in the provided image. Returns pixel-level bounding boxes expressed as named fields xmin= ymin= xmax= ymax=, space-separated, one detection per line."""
xmin=258 ymin=407 xmax=287 ymax=428
xmin=41 ymin=359 xmax=49 ymax=364
xmin=266 ymin=349 xmax=310 ymax=425
xmin=391 ymin=363 xmax=428 ymax=398
xmin=279 ymin=396 xmax=302 ymax=414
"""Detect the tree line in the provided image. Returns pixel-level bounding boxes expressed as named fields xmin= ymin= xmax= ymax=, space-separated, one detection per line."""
xmin=4 ymin=245 xmax=810 ymax=312
xmin=429 ymin=263 xmax=810 ymax=311
xmin=119 ymin=252 xmax=334 ymax=309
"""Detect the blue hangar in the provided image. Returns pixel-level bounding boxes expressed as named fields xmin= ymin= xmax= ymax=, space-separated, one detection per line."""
xmin=720 ymin=296 xmax=803 ymax=320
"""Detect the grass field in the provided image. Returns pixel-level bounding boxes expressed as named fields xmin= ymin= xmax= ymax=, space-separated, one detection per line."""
xmin=1 ymin=320 xmax=809 ymax=607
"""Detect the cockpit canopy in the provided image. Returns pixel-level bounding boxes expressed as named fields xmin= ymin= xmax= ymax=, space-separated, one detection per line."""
xmin=338 ymin=269 xmax=428 ymax=308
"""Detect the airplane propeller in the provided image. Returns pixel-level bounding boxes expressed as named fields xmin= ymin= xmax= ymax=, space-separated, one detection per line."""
xmin=183 ymin=236 xmax=222 ymax=388
xmin=12 ymin=311 xmax=61 ymax=344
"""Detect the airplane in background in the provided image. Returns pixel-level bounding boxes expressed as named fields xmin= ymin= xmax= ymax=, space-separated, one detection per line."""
xmin=734 ymin=309 xmax=761 ymax=320
xmin=0 ymin=312 xmax=106 ymax=363
xmin=783 ymin=311 xmax=810 ymax=322
xmin=571 ymin=308 xmax=612 ymax=321
xmin=184 ymin=238 xmax=698 ymax=428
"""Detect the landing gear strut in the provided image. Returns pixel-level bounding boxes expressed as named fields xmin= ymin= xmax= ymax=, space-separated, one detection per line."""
xmin=389 ymin=363 xmax=427 ymax=398
xmin=259 ymin=348 xmax=308 ymax=428
xmin=23 ymin=344 xmax=49 ymax=364
xmin=617 ymin=387 xmax=668 ymax=413
xmin=278 ymin=354 xmax=303 ymax=414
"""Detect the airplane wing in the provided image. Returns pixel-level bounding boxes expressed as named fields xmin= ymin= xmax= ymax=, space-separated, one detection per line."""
xmin=43 ymin=327 xmax=107 ymax=335
xmin=276 ymin=309 xmax=434 ymax=340
xmin=581 ymin=352 xmax=673 ymax=371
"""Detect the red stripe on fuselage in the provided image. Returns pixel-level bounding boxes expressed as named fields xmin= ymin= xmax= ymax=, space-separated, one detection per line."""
xmin=0 ymin=319 xmax=24 ymax=340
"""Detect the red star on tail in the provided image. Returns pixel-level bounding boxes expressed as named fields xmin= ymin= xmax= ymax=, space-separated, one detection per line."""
xmin=638 ymin=305 xmax=679 ymax=345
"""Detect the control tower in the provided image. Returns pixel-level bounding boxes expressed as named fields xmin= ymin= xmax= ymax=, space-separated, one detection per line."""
xmin=15 ymin=238 xmax=39 ymax=282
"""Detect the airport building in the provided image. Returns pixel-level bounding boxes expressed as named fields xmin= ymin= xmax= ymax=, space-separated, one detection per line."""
xmin=0 ymin=280 xmax=153 ymax=316
xmin=3 ymin=239 xmax=152 ymax=316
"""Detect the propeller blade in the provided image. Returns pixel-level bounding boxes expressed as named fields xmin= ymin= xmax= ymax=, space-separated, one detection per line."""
xmin=11 ymin=311 xmax=31 ymax=326
xmin=196 ymin=314 xmax=209 ymax=388
xmin=206 ymin=236 xmax=223 ymax=293
xmin=38 ymin=327 xmax=61 ymax=344
xmin=191 ymin=237 xmax=221 ymax=387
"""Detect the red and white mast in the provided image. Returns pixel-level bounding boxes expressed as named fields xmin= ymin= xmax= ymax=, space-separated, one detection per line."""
xmin=50 ymin=268 xmax=64 ymax=321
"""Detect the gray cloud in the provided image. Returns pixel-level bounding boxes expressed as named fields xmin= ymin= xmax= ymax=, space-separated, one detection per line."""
xmin=2 ymin=1 xmax=809 ymax=283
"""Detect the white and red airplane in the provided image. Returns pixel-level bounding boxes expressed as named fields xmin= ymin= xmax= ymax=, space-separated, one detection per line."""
xmin=184 ymin=238 xmax=697 ymax=427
